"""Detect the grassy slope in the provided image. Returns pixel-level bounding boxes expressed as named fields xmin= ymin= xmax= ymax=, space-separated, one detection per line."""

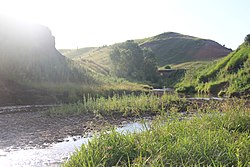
xmin=176 ymin=61 xmax=209 ymax=69
xmin=59 ymin=47 xmax=96 ymax=59
xmin=158 ymin=61 xmax=210 ymax=70
xmin=60 ymin=46 xmax=112 ymax=69
xmin=138 ymin=32 xmax=231 ymax=66
xmin=61 ymin=32 xmax=231 ymax=69
xmin=177 ymin=42 xmax=250 ymax=97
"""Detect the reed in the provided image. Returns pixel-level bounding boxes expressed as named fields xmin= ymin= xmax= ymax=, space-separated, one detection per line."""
xmin=49 ymin=92 xmax=184 ymax=116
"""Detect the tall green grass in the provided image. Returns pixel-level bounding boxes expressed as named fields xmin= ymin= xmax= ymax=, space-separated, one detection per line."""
xmin=49 ymin=92 xmax=183 ymax=116
xmin=63 ymin=99 xmax=250 ymax=166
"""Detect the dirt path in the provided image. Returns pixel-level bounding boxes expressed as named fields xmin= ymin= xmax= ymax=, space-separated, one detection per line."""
xmin=0 ymin=106 xmax=151 ymax=151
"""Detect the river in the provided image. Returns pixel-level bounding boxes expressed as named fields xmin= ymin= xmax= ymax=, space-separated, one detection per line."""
xmin=0 ymin=105 xmax=147 ymax=167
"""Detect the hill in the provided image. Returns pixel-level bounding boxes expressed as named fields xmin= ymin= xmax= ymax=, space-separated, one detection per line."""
xmin=138 ymin=32 xmax=232 ymax=66
xmin=0 ymin=17 xmax=97 ymax=105
xmin=0 ymin=17 xmax=146 ymax=106
xmin=59 ymin=45 xmax=112 ymax=69
xmin=61 ymin=32 xmax=232 ymax=67
xmin=0 ymin=16 xmax=94 ymax=83
xmin=176 ymin=36 xmax=250 ymax=97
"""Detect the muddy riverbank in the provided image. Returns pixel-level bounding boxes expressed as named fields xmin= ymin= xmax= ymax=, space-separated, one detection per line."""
xmin=0 ymin=105 xmax=154 ymax=151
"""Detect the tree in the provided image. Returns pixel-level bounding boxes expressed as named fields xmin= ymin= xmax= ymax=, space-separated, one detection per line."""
xmin=245 ymin=34 xmax=250 ymax=44
xmin=143 ymin=48 xmax=159 ymax=82
xmin=164 ymin=65 xmax=171 ymax=69
xmin=110 ymin=40 xmax=144 ymax=80
xmin=110 ymin=41 xmax=159 ymax=82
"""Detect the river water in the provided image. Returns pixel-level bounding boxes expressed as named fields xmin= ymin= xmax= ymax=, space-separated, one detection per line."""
xmin=0 ymin=121 xmax=145 ymax=167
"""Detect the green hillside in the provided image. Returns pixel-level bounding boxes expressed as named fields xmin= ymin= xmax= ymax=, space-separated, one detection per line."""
xmin=176 ymin=36 xmax=250 ymax=97
xmin=0 ymin=17 xmax=94 ymax=84
xmin=60 ymin=46 xmax=112 ymax=69
xmin=0 ymin=17 xmax=145 ymax=106
xmin=61 ymin=32 xmax=232 ymax=68
xmin=59 ymin=47 xmax=96 ymax=59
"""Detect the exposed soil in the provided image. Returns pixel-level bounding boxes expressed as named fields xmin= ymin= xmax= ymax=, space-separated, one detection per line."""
xmin=194 ymin=40 xmax=232 ymax=60
xmin=0 ymin=106 xmax=153 ymax=151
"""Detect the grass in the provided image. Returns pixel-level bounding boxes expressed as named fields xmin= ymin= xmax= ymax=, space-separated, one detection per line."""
xmin=62 ymin=98 xmax=250 ymax=167
xmin=60 ymin=45 xmax=112 ymax=69
xmin=170 ymin=61 xmax=209 ymax=69
xmin=59 ymin=47 xmax=96 ymax=59
xmin=176 ymin=42 xmax=250 ymax=97
xmin=49 ymin=92 xmax=184 ymax=116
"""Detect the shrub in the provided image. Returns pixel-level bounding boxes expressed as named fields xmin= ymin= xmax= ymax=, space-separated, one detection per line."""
xmin=244 ymin=34 xmax=250 ymax=44
xmin=176 ymin=85 xmax=196 ymax=94
xmin=164 ymin=65 xmax=171 ymax=69
xmin=207 ymin=81 xmax=229 ymax=95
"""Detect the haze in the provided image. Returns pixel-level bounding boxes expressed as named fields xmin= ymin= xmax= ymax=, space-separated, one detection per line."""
xmin=0 ymin=0 xmax=249 ymax=49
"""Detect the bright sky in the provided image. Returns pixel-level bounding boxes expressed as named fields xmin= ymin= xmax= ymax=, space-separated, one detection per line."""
xmin=0 ymin=0 xmax=249 ymax=49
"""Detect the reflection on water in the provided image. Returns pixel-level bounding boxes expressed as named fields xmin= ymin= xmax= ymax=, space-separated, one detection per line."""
xmin=0 ymin=122 xmax=146 ymax=167
xmin=186 ymin=97 xmax=224 ymax=101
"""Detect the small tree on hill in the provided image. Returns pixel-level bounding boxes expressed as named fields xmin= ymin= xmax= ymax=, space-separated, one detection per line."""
xmin=164 ymin=65 xmax=171 ymax=69
xmin=244 ymin=34 xmax=250 ymax=44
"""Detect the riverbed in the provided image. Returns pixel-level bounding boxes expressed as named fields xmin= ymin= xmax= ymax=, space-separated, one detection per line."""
xmin=0 ymin=122 xmax=145 ymax=166
xmin=0 ymin=105 xmax=150 ymax=166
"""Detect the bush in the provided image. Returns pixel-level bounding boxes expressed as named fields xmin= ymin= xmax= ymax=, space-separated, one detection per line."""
xmin=198 ymin=75 xmax=209 ymax=83
xmin=207 ymin=81 xmax=229 ymax=95
xmin=244 ymin=34 xmax=250 ymax=44
xmin=164 ymin=65 xmax=171 ymax=69
xmin=176 ymin=85 xmax=196 ymax=94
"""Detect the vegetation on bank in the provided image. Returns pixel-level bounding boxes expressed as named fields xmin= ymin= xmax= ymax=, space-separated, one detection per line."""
xmin=176 ymin=36 xmax=250 ymax=97
xmin=63 ymin=97 xmax=250 ymax=167
xmin=49 ymin=93 xmax=185 ymax=116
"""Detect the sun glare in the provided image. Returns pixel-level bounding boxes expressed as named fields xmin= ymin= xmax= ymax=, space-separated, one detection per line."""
xmin=1 ymin=0 xmax=52 ymax=24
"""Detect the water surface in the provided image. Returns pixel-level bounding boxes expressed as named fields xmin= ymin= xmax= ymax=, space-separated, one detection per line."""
xmin=0 ymin=122 xmax=146 ymax=167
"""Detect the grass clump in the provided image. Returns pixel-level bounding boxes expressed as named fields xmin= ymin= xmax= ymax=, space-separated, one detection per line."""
xmin=49 ymin=92 xmax=184 ymax=116
xmin=63 ymin=100 xmax=250 ymax=166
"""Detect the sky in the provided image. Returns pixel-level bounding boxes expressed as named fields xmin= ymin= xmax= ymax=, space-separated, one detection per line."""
xmin=0 ymin=0 xmax=249 ymax=49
